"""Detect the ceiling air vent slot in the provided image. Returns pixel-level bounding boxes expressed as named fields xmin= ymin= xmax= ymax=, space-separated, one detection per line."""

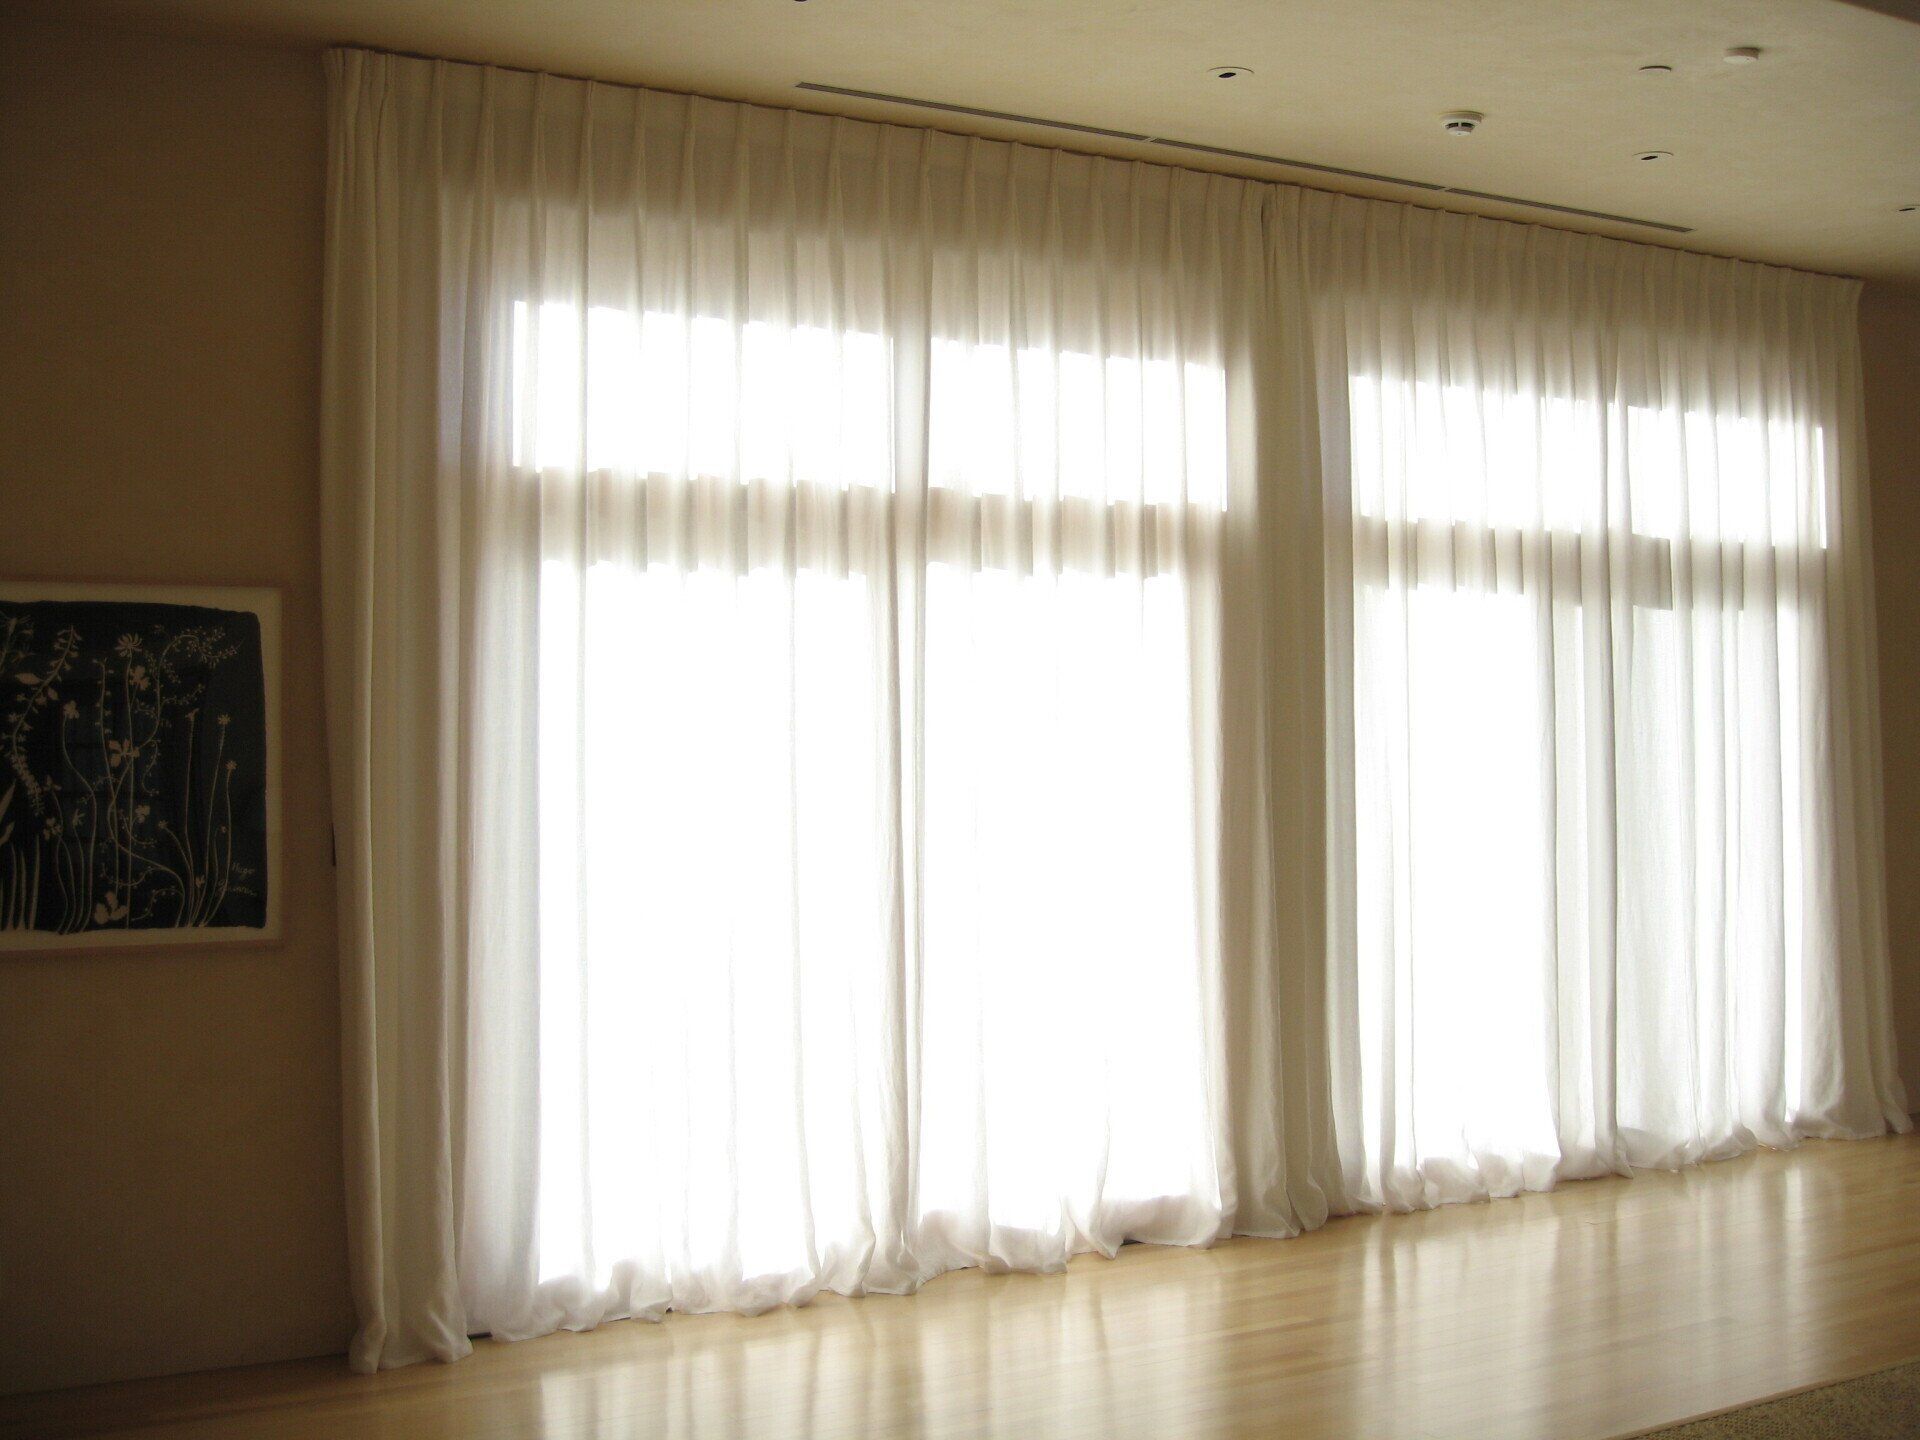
xmin=793 ymin=83 xmax=1153 ymax=143
xmin=793 ymin=84 xmax=1693 ymax=235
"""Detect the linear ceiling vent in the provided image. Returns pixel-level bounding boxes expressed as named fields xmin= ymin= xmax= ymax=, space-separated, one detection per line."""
xmin=795 ymin=82 xmax=1156 ymax=143
xmin=794 ymin=82 xmax=1694 ymax=236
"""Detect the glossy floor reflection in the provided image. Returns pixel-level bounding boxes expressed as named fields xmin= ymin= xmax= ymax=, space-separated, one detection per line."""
xmin=7 ymin=1133 xmax=1920 ymax=1439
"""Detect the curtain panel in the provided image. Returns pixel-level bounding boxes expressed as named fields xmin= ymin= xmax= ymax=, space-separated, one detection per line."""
xmin=321 ymin=48 xmax=1906 ymax=1372
xmin=1297 ymin=196 xmax=1907 ymax=1210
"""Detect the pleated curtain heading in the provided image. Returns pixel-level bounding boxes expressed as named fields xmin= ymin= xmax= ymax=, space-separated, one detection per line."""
xmin=320 ymin=48 xmax=1907 ymax=1371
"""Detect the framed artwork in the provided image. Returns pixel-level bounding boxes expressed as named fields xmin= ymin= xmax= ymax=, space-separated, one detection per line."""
xmin=0 ymin=582 xmax=281 ymax=951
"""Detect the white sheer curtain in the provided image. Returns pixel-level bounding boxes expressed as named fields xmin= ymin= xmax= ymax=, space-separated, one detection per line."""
xmin=322 ymin=50 xmax=1334 ymax=1371
xmin=1299 ymin=195 xmax=1909 ymax=1210
xmin=322 ymin=50 xmax=1903 ymax=1375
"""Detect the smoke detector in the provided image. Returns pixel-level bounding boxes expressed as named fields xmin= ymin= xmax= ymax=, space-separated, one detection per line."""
xmin=1440 ymin=111 xmax=1485 ymax=136
xmin=1207 ymin=65 xmax=1253 ymax=80
xmin=1724 ymin=46 xmax=1762 ymax=64
xmin=1635 ymin=150 xmax=1674 ymax=163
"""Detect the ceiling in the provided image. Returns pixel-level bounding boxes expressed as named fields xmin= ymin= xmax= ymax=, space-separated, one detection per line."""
xmin=23 ymin=0 xmax=1920 ymax=284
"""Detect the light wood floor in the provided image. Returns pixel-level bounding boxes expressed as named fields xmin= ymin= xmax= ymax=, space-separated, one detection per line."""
xmin=6 ymin=1134 xmax=1920 ymax=1440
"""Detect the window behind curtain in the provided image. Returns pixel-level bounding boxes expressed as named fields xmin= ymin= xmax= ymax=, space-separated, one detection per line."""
xmin=1343 ymin=358 xmax=1835 ymax=1203
xmin=325 ymin=54 xmax=1904 ymax=1373
xmin=510 ymin=287 xmax=1233 ymax=1289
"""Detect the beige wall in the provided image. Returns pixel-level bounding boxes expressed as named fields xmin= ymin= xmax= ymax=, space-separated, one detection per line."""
xmin=1862 ymin=283 xmax=1920 ymax=1108
xmin=0 ymin=19 xmax=350 ymax=1394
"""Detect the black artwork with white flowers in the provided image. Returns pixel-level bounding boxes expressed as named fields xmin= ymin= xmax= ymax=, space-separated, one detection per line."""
xmin=0 ymin=600 xmax=268 ymax=937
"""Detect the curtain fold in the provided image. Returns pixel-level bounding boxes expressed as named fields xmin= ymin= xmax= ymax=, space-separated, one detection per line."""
xmin=321 ymin=48 xmax=1904 ymax=1374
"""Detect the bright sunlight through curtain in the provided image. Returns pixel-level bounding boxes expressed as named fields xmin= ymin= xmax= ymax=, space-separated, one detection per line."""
xmin=1300 ymin=198 xmax=1909 ymax=1210
xmin=321 ymin=50 xmax=1906 ymax=1372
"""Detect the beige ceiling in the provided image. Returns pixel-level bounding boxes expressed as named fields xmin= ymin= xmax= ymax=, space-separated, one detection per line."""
xmin=21 ymin=0 xmax=1920 ymax=283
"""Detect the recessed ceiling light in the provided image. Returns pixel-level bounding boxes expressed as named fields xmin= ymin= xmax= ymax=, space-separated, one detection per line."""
xmin=1638 ymin=64 xmax=1674 ymax=74
xmin=1440 ymin=110 xmax=1485 ymax=135
xmin=1635 ymin=150 xmax=1673 ymax=163
xmin=1207 ymin=65 xmax=1252 ymax=80
xmin=1724 ymin=46 xmax=1762 ymax=64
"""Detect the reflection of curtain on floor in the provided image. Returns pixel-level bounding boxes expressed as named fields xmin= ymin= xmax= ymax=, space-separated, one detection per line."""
xmin=320 ymin=48 xmax=1908 ymax=1374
